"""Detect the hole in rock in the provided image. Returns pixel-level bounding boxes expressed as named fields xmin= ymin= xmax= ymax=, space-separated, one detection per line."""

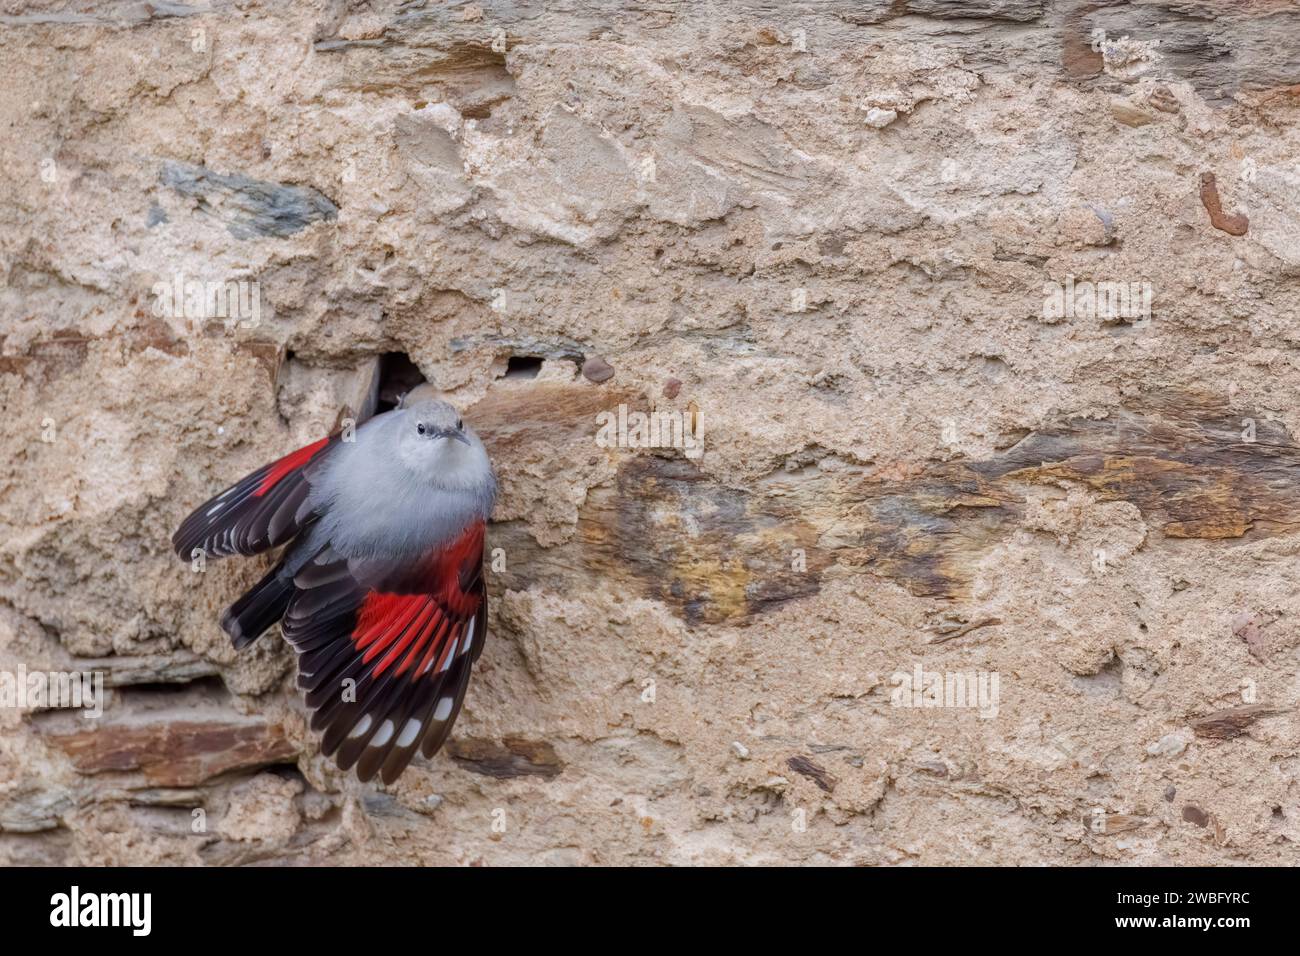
xmin=375 ymin=351 xmax=428 ymax=413
xmin=261 ymin=762 xmax=310 ymax=786
xmin=503 ymin=355 xmax=543 ymax=380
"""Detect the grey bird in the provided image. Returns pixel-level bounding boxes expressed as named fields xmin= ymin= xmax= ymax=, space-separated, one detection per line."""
xmin=172 ymin=389 xmax=497 ymax=783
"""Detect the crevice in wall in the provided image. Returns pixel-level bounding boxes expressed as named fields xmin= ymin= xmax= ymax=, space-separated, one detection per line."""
xmin=375 ymin=351 xmax=428 ymax=412
xmin=503 ymin=355 xmax=544 ymax=380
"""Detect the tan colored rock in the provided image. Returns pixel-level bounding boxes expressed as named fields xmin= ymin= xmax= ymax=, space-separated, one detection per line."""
xmin=220 ymin=773 xmax=303 ymax=843
xmin=1109 ymin=99 xmax=1155 ymax=127
xmin=1 ymin=0 xmax=1299 ymax=867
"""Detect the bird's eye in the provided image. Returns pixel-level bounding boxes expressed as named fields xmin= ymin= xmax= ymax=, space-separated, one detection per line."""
xmin=455 ymin=418 xmax=463 ymax=430
xmin=416 ymin=423 xmax=426 ymax=435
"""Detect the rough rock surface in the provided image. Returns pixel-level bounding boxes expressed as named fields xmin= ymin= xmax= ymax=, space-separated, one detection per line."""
xmin=2 ymin=0 xmax=1299 ymax=865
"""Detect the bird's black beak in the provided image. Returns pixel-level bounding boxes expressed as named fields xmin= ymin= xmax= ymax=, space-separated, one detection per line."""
xmin=439 ymin=429 xmax=471 ymax=446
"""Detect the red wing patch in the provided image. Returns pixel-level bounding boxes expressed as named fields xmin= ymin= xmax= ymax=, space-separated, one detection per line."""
xmin=172 ymin=435 xmax=336 ymax=561
xmin=283 ymin=521 xmax=487 ymax=783
xmin=255 ymin=437 xmax=330 ymax=496
xmin=354 ymin=593 xmax=453 ymax=678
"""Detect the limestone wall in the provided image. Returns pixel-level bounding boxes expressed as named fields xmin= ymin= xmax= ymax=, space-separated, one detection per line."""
xmin=1 ymin=0 xmax=1299 ymax=864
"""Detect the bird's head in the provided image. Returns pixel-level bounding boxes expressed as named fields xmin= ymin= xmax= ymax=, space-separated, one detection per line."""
xmin=394 ymin=397 xmax=493 ymax=493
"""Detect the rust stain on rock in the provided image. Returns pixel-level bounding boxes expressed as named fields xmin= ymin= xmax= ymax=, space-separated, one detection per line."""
xmin=471 ymin=380 xmax=645 ymax=453
xmin=1191 ymin=704 xmax=1286 ymax=739
xmin=1199 ymin=172 xmax=1249 ymax=236
xmin=482 ymin=388 xmax=1300 ymax=623
xmin=447 ymin=736 xmax=564 ymax=779
xmin=43 ymin=718 xmax=298 ymax=787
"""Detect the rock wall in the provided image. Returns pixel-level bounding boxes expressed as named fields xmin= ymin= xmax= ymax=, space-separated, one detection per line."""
xmin=2 ymin=0 xmax=1299 ymax=865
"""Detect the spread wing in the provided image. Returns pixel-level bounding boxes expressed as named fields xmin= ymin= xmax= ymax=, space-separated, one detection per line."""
xmin=172 ymin=436 xmax=336 ymax=561
xmin=287 ymin=521 xmax=487 ymax=784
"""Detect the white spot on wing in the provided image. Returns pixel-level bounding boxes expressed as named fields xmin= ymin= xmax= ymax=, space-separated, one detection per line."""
xmin=397 ymin=718 xmax=422 ymax=748
xmin=433 ymin=697 xmax=454 ymax=721
xmin=347 ymin=713 xmax=373 ymax=739
xmin=371 ymin=719 xmax=395 ymax=748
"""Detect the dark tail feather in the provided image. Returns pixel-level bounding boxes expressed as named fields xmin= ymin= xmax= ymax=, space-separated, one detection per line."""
xmin=221 ymin=563 xmax=294 ymax=650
